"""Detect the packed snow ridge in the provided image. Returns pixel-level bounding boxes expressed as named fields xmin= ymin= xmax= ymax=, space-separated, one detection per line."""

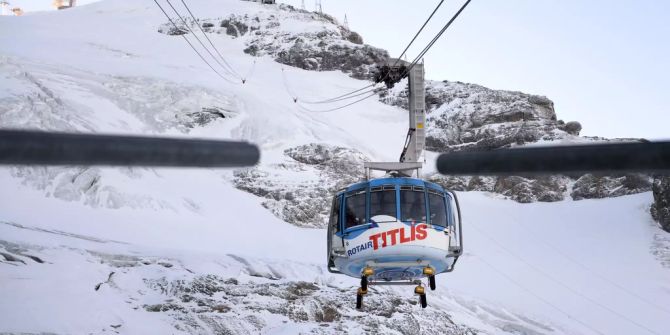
xmin=0 ymin=1 xmax=669 ymax=335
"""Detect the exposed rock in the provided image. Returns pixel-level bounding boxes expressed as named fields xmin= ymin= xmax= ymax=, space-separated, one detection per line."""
xmin=562 ymin=121 xmax=582 ymax=135
xmin=571 ymin=174 xmax=652 ymax=200
xmin=494 ymin=176 xmax=569 ymax=203
xmin=142 ymin=274 xmax=481 ymax=334
xmin=233 ymin=143 xmax=368 ymax=228
xmin=177 ymin=107 xmax=231 ymax=128
xmin=389 ymin=81 xmax=566 ymax=153
xmin=220 ymin=16 xmax=249 ymax=37
xmin=345 ymin=31 xmax=363 ymax=45
xmin=427 ymin=175 xmax=495 ymax=193
xmin=157 ymin=6 xmax=388 ymax=80
xmin=165 ymin=26 xmax=188 ymax=36
xmin=272 ymin=38 xmax=388 ymax=80
xmin=383 ymin=79 xmax=652 ymax=204
xmin=651 ymin=176 xmax=670 ymax=233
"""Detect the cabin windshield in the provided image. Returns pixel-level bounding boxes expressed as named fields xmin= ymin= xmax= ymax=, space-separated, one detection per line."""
xmin=400 ymin=188 xmax=426 ymax=222
xmin=428 ymin=192 xmax=447 ymax=227
xmin=329 ymin=196 xmax=340 ymax=232
xmin=369 ymin=189 xmax=397 ymax=222
xmin=344 ymin=191 xmax=366 ymax=229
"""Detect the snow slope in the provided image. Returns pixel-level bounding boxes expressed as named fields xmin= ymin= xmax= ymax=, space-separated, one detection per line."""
xmin=1 ymin=1 xmax=669 ymax=334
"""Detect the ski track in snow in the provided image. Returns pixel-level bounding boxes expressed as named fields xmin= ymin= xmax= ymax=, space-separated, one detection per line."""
xmin=1 ymin=1 xmax=669 ymax=334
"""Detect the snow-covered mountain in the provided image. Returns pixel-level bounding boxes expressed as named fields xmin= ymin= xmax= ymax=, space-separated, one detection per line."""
xmin=1 ymin=1 xmax=669 ymax=334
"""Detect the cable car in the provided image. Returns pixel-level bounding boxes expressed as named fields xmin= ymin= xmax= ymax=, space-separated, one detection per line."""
xmin=324 ymin=61 xmax=461 ymax=308
xmin=326 ymin=164 xmax=463 ymax=309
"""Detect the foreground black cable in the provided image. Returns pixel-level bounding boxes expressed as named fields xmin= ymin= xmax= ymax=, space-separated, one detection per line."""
xmin=179 ymin=0 xmax=243 ymax=79
xmin=436 ymin=141 xmax=670 ymax=175
xmin=0 ymin=129 xmax=260 ymax=167
xmin=152 ymin=0 xmax=237 ymax=84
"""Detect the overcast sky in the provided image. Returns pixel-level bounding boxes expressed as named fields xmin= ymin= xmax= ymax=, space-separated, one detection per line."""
xmin=9 ymin=0 xmax=670 ymax=140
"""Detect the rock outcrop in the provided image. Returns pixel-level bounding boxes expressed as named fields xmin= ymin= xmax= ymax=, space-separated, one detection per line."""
xmin=143 ymin=274 xmax=481 ymax=335
xmin=158 ymin=5 xmax=389 ymax=80
xmin=233 ymin=143 xmax=368 ymax=228
xmin=384 ymin=80 xmax=576 ymax=152
xmin=385 ymin=80 xmax=652 ymax=204
xmin=651 ymin=176 xmax=670 ymax=233
xmin=571 ymin=174 xmax=652 ymax=201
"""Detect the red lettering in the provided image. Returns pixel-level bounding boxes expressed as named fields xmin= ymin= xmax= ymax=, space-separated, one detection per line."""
xmin=399 ymin=227 xmax=412 ymax=243
xmin=369 ymin=225 xmax=429 ymax=251
xmin=415 ymin=224 xmax=428 ymax=240
xmin=388 ymin=229 xmax=400 ymax=245
xmin=369 ymin=233 xmax=381 ymax=250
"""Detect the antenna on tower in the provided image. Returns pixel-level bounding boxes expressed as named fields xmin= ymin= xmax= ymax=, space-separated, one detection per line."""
xmin=318 ymin=0 xmax=322 ymax=14
xmin=301 ymin=0 xmax=305 ymax=10
xmin=344 ymin=14 xmax=349 ymax=30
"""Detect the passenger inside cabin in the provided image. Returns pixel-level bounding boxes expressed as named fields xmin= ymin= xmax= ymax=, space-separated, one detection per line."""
xmin=345 ymin=191 xmax=366 ymax=229
xmin=401 ymin=189 xmax=426 ymax=223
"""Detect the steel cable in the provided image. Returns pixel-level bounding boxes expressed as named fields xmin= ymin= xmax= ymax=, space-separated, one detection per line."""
xmin=152 ymin=0 xmax=238 ymax=84
xmin=179 ymin=0 xmax=244 ymax=79
xmin=164 ymin=0 xmax=240 ymax=81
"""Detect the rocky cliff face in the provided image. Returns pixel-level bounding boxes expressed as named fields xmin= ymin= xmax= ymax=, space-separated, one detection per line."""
xmin=143 ymin=274 xmax=481 ymax=335
xmin=159 ymin=4 xmax=389 ymax=80
xmin=652 ymin=176 xmax=670 ymax=233
xmin=394 ymin=80 xmax=576 ymax=152
xmin=407 ymin=80 xmax=580 ymax=203
xmin=233 ymin=143 xmax=368 ymax=228
xmin=382 ymin=80 xmax=653 ymax=204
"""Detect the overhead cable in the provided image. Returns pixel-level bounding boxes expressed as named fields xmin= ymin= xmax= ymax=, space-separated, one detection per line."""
xmin=298 ymin=0 xmax=451 ymax=106
xmin=164 ymin=0 xmax=240 ymax=81
xmin=178 ymin=0 xmax=243 ymax=79
xmin=152 ymin=0 xmax=238 ymax=84
xmin=404 ymin=0 xmax=473 ymax=73
xmin=297 ymin=91 xmax=379 ymax=113
xmin=391 ymin=0 xmax=446 ymax=68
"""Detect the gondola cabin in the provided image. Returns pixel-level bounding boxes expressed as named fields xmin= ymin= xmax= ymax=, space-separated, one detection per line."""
xmin=326 ymin=172 xmax=462 ymax=308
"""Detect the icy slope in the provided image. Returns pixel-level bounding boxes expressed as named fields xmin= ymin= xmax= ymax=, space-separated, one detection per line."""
xmin=1 ymin=0 xmax=669 ymax=334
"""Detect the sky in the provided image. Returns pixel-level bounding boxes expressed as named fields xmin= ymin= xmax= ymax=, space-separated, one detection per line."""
xmin=8 ymin=0 xmax=670 ymax=140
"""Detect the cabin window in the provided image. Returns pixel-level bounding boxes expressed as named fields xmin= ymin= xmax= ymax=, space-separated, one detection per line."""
xmin=329 ymin=196 xmax=340 ymax=232
xmin=400 ymin=189 xmax=426 ymax=222
xmin=369 ymin=189 xmax=397 ymax=223
xmin=344 ymin=191 xmax=366 ymax=229
xmin=428 ymin=192 xmax=447 ymax=227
